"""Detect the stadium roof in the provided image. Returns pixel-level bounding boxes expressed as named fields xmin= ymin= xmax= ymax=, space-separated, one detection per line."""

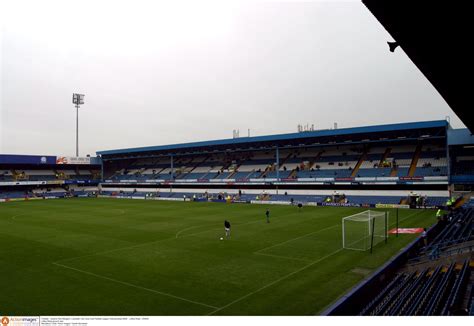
xmin=447 ymin=128 xmax=474 ymax=146
xmin=362 ymin=0 xmax=472 ymax=133
xmin=97 ymin=120 xmax=448 ymax=157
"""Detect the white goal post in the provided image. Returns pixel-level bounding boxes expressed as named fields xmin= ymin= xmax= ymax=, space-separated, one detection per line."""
xmin=342 ymin=210 xmax=389 ymax=252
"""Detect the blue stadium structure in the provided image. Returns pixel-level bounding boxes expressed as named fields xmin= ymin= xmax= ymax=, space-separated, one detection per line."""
xmin=0 ymin=155 xmax=101 ymax=200
xmin=4 ymin=119 xmax=471 ymax=207
xmin=325 ymin=206 xmax=473 ymax=316
xmin=92 ymin=120 xmax=473 ymax=209
xmin=1 ymin=119 xmax=472 ymax=316
xmin=94 ymin=120 xmax=472 ymax=316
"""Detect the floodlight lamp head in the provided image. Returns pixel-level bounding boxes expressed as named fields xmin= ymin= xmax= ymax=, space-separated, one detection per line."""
xmin=72 ymin=93 xmax=85 ymax=105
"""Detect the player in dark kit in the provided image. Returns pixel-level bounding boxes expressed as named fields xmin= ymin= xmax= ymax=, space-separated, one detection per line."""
xmin=265 ymin=209 xmax=270 ymax=223
xmin=224 ymin=220 xmax=231 ymax=239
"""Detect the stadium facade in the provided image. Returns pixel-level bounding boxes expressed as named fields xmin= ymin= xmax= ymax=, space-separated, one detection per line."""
xmin=0 ymin=155 xmax=101 ymax=200
xmin=95 ymin=119 xmax=473 ymax=208
xmin=2 ymin=119 xmax=473 ymax=207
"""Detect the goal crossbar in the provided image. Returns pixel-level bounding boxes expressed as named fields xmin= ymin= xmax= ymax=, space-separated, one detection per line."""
xmin=342 ymin=210 xmax=388 ymax=252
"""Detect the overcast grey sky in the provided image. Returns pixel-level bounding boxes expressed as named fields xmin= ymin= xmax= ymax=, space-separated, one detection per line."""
xmin=0 ymin=0 xmax=465 ymax=157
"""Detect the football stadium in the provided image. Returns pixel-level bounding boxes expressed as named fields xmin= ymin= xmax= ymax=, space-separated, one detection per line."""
xmin=1 ymin=0 xmax=473 ymax=322
xmin=2 ymin=121 xmax=473 ymax=316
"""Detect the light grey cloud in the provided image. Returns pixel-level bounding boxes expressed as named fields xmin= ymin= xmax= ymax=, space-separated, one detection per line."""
xmin=1 ymin=0 xmax=464 ymax=156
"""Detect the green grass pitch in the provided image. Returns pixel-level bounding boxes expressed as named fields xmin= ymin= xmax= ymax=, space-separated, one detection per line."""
xmin=0 ymin=198 xmax=435 ymax=315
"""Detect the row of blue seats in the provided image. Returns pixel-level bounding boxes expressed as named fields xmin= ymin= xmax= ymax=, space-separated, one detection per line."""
xmin=424 ymin=208 xmax=473 ymax=251
xmin=0 ymin=191 xmax=68 ymax=199
xmin=131 ymin=151 xmax=444 ymax=170
xmin=354 ymin=168 xmax=392 ymax=177
xmin=296 ymin=170 xmax=353 ymax=178
xmin=425 ymin=197 xmax=450 ymax=207
xmin=0 ymin=191 xmax=27 ymax=199
xmin=111 ymin=165 xmax=448 ymax=181
xmin=347 ymin=196 xmax=401 ymax=204
xmin=99 ymin=191 xmax=452 ymax=208
xmin=117 ymin=161 xmax=448 ymax=181
xmin=360 ymin=260 xmax=471 ymax=315
xmin=284 ymin=155 xmax=360 ymax=163
xmin=181 ymin=166 xmax=446 ymax=180
xmin=415 ymin=167 xmax=447 ymax=176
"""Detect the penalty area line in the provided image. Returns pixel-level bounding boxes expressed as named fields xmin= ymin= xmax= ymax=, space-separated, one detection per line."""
xmin=207 ymin=247 xmax=344 ymax=315
xmin=255 ymin=224 xmax=339 ymax=254
xmin=253 ymin=252 xmax=312 ymax=263
xmin=52 ymin=262 xmax=219 ymax=310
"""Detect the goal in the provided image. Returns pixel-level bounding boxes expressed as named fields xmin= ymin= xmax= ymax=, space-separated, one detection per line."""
xmin=342 ymin=210 xmax=388 ymax=252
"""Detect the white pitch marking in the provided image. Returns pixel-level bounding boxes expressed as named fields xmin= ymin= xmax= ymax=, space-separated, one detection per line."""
xmin=175 ymin=216 xmax=266 ymax=240
xmin=55 ymin=210 xmax=425 ymax=276
xmin=208 ymin=210 xmax=427 ymax=315
xmin=253 ymin=251 xmax=312 ymax=263
xmin=208 ymin=247 xmax=345 ymax=315
xmin=56 ymin=217 xmax=266 ymax=264
xmin=255 ymin=224 xmax=339 ymax=254
xmin=10 ymin=213 xmax=27 ymax=221
xmin=175 ymin=225 xmax=206 ymax=238
xmin=53 ymin=262 xmax=218 ymax=310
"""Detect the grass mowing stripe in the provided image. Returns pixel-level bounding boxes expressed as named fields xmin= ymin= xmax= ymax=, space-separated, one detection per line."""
xmin=52 ymin=262 xmax=219 ymax=310
xmin=10 ymin=213 xmax=28 ymax=221
xmin=208 ymin=210 xmax=429 ymax=315
xmin=255 ymin=224 xmax=339 ymax=254
xmin=389 ymin=210 xmax=424 ymax=228
xmin=55 ymin=217 xmax=269 ymax=264
xmin=1 ymin=199 xmax=436 ymax=315
xmin=175 ymin=225 xmax=206 ymax=238
xmin=253 ymin=252 xmax=313 ymax=263
xmin=208 ymin=247 xmax=345 ymax=315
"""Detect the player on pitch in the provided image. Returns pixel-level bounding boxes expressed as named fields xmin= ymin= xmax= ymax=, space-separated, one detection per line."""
xmin=224 ymin=220 xmax=231 ymax=239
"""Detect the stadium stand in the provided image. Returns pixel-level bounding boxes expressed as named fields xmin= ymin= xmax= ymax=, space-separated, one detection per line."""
xmin=0 ymin=154 xmax=101 ymax=200
xmin=96 ymin=121 xmax=459 ymax=208
xmin=360 ymin=260 xmax=471 ymax=316
xmin=413 ymin=208 xmax=474 ymax=259
xmin=104 ymin=141 xmax=449 ymax=182
xmin=325 ymin=205 xmax=474 ymax=316
xmin=2 ymin=121 xmax=473 ymax=316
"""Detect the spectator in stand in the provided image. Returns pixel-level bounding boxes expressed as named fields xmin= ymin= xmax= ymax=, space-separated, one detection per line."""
xmin=436 ymin=208 xmax=443 ymax=220
xmin=429 ymin=244 xmax=440 ymax=260
xmin=416 ymin=196 xmax=422 ymax=208
xmin=421 ymin=228 xmax=428 ymax=247
xmin=454 ymin=218 xmax=464 ymax=228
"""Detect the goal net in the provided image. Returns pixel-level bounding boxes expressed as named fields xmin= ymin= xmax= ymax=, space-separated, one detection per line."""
xmin=342 ymin=210 xmax=388 ymax=251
